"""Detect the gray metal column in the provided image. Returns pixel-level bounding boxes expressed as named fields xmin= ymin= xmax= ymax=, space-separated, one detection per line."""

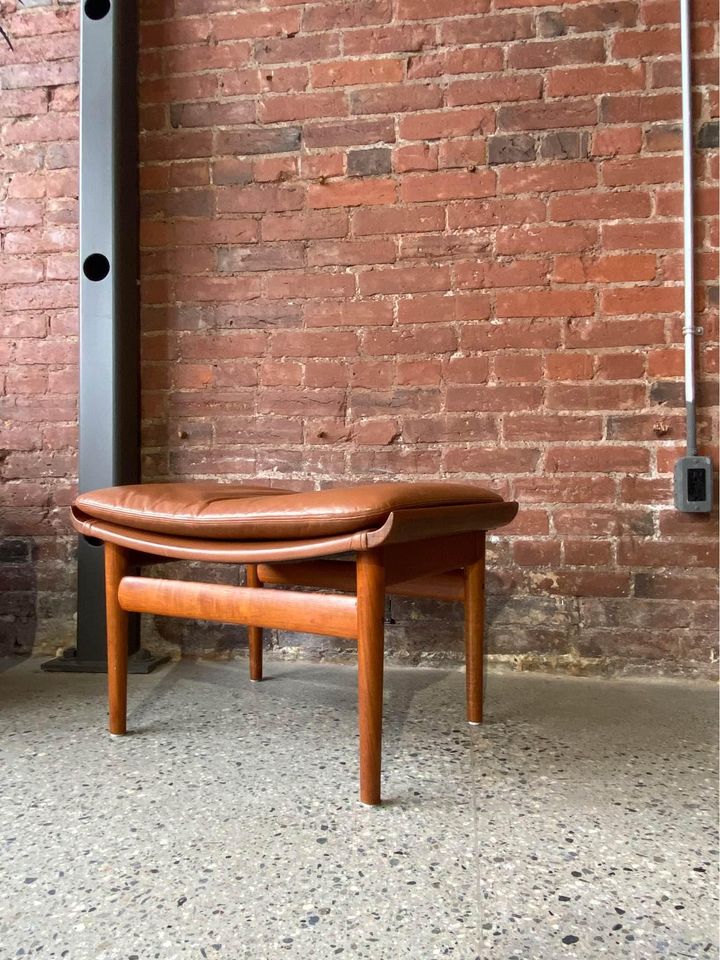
xmin=44 ymin=0 xmax=164 ymax=673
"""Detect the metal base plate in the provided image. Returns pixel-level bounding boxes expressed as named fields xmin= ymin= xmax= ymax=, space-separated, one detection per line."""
xmin=41 ymin=649 xmax=168 ymax=674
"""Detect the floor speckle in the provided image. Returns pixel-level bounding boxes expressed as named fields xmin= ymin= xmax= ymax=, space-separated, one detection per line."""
xmin=0 ymin=658 xmax=716 ymax=959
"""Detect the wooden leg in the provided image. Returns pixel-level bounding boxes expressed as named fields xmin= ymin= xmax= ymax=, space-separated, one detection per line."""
xmin=464 ymin=534 xmax=486 ymax=725
xmin=246 ymin=563 xmax=263 ymax=682
xmin=356 ymin=549 xmax=385 ymax=806
xmin=105 ymin=542 xmax=130 ymax=736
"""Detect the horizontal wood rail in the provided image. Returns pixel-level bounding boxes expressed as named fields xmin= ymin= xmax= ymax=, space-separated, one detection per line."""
xmin=383 ymin=532 xmax=480 ymax=586
xmin=118 ymin=576 xmax=358 ymax=640
xmin=256 ymin=561 xmax=464 ymax=602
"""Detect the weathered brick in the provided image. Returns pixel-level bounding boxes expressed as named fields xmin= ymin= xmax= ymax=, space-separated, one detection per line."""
xmin=347 ymin=147 xmax=392 ymax=177
xmin=487 ymin=134 xmax=536 ymax=165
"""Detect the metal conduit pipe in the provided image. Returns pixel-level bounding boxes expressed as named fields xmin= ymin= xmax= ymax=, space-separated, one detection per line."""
xmin=673 ymin=0 xmax=712 ymax=512
xmin=680 ymin=0 xmax=697 ymax=455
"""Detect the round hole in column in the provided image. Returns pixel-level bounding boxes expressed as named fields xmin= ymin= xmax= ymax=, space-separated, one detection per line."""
xmin=84 ymin=0 xmax=111 ymax=19
xmin=82 ymin=536 xmax=104 ymax=548
xmin=83 ymin=253 xmax=110 ymax=282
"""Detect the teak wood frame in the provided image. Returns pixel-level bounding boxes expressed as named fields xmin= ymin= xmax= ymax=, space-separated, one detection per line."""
xmin=102 ymin=530 xmax=488 ymax=806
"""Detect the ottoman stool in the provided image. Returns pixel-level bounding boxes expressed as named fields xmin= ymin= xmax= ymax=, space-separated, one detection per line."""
xmin=72 ymin=482 xmax=518 ymax=805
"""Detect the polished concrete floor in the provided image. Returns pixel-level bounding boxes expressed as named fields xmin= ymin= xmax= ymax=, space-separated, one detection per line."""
xmin=0 ymin=657 xmax=717 ymax=960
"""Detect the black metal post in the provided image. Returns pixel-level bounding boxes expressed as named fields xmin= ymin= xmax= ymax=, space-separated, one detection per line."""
xmin=43 ymin=0 xmax=164 ymax=673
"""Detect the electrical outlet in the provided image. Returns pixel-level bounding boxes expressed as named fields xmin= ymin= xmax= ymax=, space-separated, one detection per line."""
xmin=674 ymin=456 xmax=713 ymax=513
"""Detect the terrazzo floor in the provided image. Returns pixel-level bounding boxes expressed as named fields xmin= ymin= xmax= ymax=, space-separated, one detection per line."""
xmin=0 ymin=657 xmax=717 ymax=960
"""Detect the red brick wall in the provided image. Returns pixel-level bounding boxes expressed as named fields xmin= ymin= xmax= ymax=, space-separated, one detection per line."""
xmin=1 ymin=1 xmax=717 ymax=674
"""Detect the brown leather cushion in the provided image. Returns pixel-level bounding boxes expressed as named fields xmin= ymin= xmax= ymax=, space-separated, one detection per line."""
xmin=74 ymin=481 xmax=504 ymax=541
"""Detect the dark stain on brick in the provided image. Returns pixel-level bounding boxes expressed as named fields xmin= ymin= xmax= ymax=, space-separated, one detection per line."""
xmin=216 ymin=126 xmax=302 ymax=156
xmin=698 ymin=121 xmax=719 ymax=149
xmin=347 ymin=147 xmax=392 ymax=177
xmin=488 ymin=134 xmax=536 ymax=165
xmin=539 ymin=130 xmax=589 ymax=160
xmin=651 ymin=380 xmax=716 ymax=407
xmin=537 ymin=11 xmax=567 ymax=36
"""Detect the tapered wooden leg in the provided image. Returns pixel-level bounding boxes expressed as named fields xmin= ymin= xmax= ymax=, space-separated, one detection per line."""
xmin=246 ymin=563 xmax=263 ymax=682
xmin=464 ymin=534 xmax=486 ymax=725
xmin=356 ymin=549 xmax=385 ymax=806
xmin=104 ymin=542 xmax=130 ymax=736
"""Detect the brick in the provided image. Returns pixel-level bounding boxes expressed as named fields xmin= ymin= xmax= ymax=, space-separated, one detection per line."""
xmin=359 ymin=265 xmax=450 ymax=296
xmin=262 ymin=210 xmax=348 ymax=241
xmin=496 ymin=290 xmax=594 ymax=318
xmin=545 ymin=353 xmax=594 ymax=381
xmin=311 ymin=58 xmax=403 ymax=88
xmin=549 ymin=192 xmax=652 ymax=222
xmin=304 ymin=117 xmax=395 ymax=148
xmin=601 ymin=286 xmax=683 ymax=316
xmin=259 ymin=91 xmax=347 ymax=124
xmin=498 ymin=100 xmax=597 ymax=131
xmin=438 ymin=138 xmax=486 ymax=169
xmin=352 ymin=204 xmax=445 ymax=236
xmin=395 ymin=143 xmax=438 ymax=172
xmin=342 ymin=23 xmax=436 ymax=56
xmin=256 ymin=33 xmax=341 ymax=65
xmin=461 ymin=320 xmax=563 ymax=352
xmin=399 ymin=107 xmax=494 ymax=141
xmin=308 ymin=179 xmax=396 ymax=208
xmin=618 ymin=539 xmax=716 ymax=569
xmin=303 ymin=0 xmax=392 ymax=31
xmin=612 ymin=26 xmax=680 ymax=58
xmin=448 ymin=197 xmax=546 ymax=228
xmin=455 ymin=259 xmax=549 ymax=290
xmin=400 ymin=170 xmax=495 ymax=203
xmin=300 ymin=152 xmax=344 ymax=180
xmin=498 ymin=161 xmax=597 ymax=195
xmin=363 ymin=327 xmax=457 ymax=360
xmin=487 ymin=134 xmax=536 ymax=166
xmin=216 ymin=184 xmax=304 ymax=214
xmin=265 ymin=272 xmax=355 ymax=300
xmin=398 ymin=293 xmax=490 ymax=323
xmin=553 ymin=253 xmax=657 ymax=284
xmin=698 ymin=121 xmax=719 ymax=149
xmin=347 ymin=147 xmax=392 ymax=177
xmin=548 ymin=64 xmax=645 ymax=97
xmin=603 ymin=155 xmax=682 ymax=187
xmin=547 ymin=383 xmax=646 ymax=411
xmin=547 ymin=446 xmax=650 ymax=473
xmin=594 ymin=354 xmax=645 ymax=380
xmin=446 ymin=447 xmax=541 ymax=475
xmin=591 ymin=126 xmax=643 ymax=157
xmin=600 ymin=93 xmax=681 ymax=124
xmin=446 ymin=384 xmax=543 ymax=413
xmin=493 ymin=355 xmax=543 ymax=383
xmin=509 ymin=37 xmax=605 ymax=70
xmin=169 ymin=101 xmax=255 ymax=129
xmin=214 ymin=126 xmax=301 ymax=156
xmin=307 ymin=238 xmax=396 ymax=267
xmin=566 ymin=317 xmax=666 ymax=349
xmin=511 ymin=540 xmax=563 ymax=567
xmin=217 ymin=243 xmax=304 ymax=274
xmin=440 ymin=14 xmax=535 ymax=45
xmin=447 ymin=76 xmax=542 ymax=107
xmin=397 ymin=0 xmax=486 ymax=18
xmin=602 ymin=221 xmax=683 ymax=251
xmin=538 ymin=131 xmax=589 ymax=161
xmin=407 ymin=47 xmax=504 ymax=79
xmin=270 ymin=331 xmax=358 ymax=358
xmin=349 ymin=83 xmax=442 ymax=115
xmin=305 ymin=300 xmax=393 ymax=327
